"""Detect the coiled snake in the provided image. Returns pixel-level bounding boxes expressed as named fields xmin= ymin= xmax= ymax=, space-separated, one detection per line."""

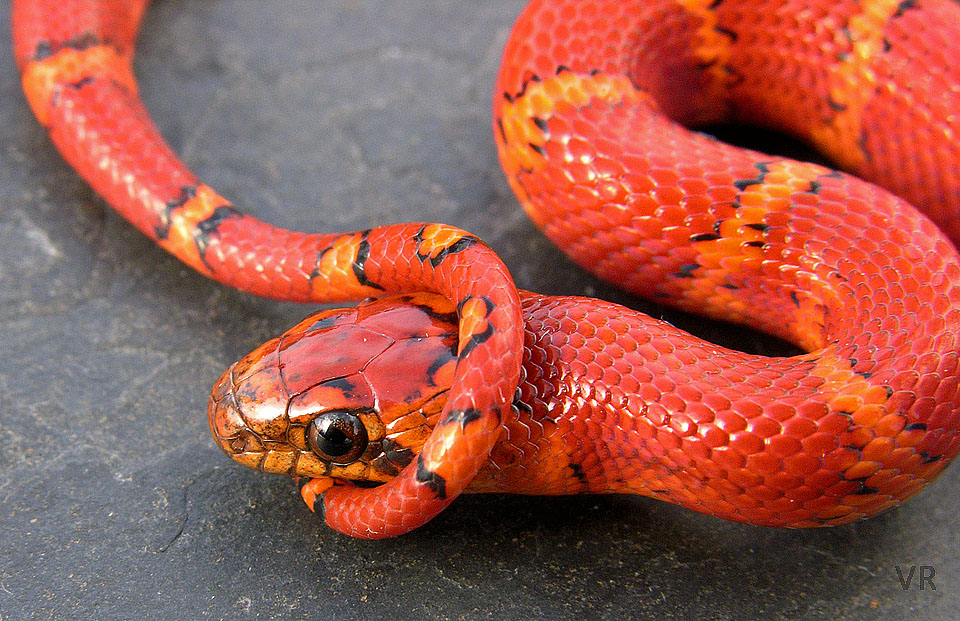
xmin=13 ymin=0 xmax=960 ymax=538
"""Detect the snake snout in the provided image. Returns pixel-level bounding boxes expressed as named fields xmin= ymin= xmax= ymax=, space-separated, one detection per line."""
xmin=208 ymin=365 xmax=234 ymax=439
xmin=207 ymin=360 xmax=280 ymax=472
xmin=208 ymin=363 xmax=254 ymax=454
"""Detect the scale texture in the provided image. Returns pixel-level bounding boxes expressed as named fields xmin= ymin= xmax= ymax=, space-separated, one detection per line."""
xmin=13 ymin=0 xmax=960 ymax=539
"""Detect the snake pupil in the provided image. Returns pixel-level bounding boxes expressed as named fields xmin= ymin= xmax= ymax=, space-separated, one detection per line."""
xmin=307 ymin=411 xmax=368 ymax=464
xmin=319 ymin=427 xmax=351 ymax=456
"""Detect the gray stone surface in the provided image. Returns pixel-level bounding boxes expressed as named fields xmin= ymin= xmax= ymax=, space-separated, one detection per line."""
xmin=1 ymin=0 xmax=957 ymax=618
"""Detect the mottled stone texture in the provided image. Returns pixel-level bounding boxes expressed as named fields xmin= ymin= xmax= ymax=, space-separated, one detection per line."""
xmin=0 ymin=0 xmax=957 ymax=618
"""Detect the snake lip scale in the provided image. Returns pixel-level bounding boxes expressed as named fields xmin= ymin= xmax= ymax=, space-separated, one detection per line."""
xmin=13 ymin=0 xmax=960 ymax=539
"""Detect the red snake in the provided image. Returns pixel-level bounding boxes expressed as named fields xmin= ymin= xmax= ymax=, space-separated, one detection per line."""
xmin=13 ymin=0 xmax=960 ymax=539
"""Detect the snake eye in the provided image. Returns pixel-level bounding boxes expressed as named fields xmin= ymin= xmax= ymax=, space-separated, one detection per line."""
xmin=307 ymin=411 xmax=368 ymax=464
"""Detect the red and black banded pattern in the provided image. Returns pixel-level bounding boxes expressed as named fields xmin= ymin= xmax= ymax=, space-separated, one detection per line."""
xmin=15 ymin=0 xmax=960 ymax=537
xmin=14 ymin=0 xmax=523 ymax=539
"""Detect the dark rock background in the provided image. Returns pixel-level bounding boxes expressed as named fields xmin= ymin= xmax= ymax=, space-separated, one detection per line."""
xmin=0 ymin=1 xmax=956 ymax=617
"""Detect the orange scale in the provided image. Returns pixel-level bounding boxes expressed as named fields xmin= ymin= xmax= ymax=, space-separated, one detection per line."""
xmin=822 ymin=446 xmax=862 ymax=473
xmin=727 ymin=464 xmax=764 ymax=489
xmin=659 ymin=225 xmax=695 ymax=252
xmin=666 ymin=446 xmax=696 ymax=469
xmin=697 ymin=391 xmax=731 ymax=412
xmin=769 ymin=371 xmax=804 ymax=393
xmin=742 ymin=370 xmax=775 ymax=390
xmin=748 ymin=416 xmax=781 ymax=439
xmin=592 ymin=133 xmax=626 ymax=160
xmin=897 ymin=478 xmax=927 ymax=501
xmin=774 ymin=507 xmax=818 ymax=526
xmin=863 ymin=468 xmax=898 ymax=491
xmin=696 ymin=255 xmax=728 ymax=279
xmin=654 ymin=422 xmax=686 ymax=455
xmin=699 ymin=425 xmax=728 ymax=449
xmin=744 ymin=483 xmax=783 ymax=502
xmin=917 ymin=284 xmax=937 ymax=305
xmin=665 ymin=486 xmax=701 ymax=506
xmin=901 ymin=275 xmax=922 ymax=295
xmin=670 ymin=411 xmax=702 ymax=437
xmin=711 ymin=445 xmax=747 ymax=471
xmin=745 ymin=450 xmax=783 ymax=476
xmin=784 ymin=452 xmax=821 ymax=477
xmin=843 ymin=492 xmax=890 ymax=510
xmin=856 ymin=496 xmax=899 ymax=516
xmin=704 ymin=471 xmax=743 ymax=495
xmin=737 ymin=505 xmax=774 ymax=523
xmin=766 ymin=434 xmax=802 ymax=459
xmin=935 ymin=436 xmax=960 ymax=464
xmin=734 ymin=256 xmax=763 ymax=275
xmin=631 ymin=214 xmax=667 ymax=240
xmin=934 ymin=375 xmax=959 ymax=402
xmin=883 ymin=251 xmax=916 ymax=275
xmin=648 ymin=167 xmax=681 ymax=186
xmin=709 ymin=213 xmax=743 ymax=239
xmin=789 ymin=188 xmax=821 ymax=206
xmin=864 ymin=275 xmax=889 ymax=297
xmin=840 ymin=426 xmax=876 ymax=449
xmin=843 ymin=459 xmax=882 ymax=481
xmin=542 ymin=141 xmax=569 ymax=167
xmin=727 ymin=391 xmax=769 ymax=419
xmin=764 ymin=466 xmax=804 ymax=491
xmin=802 ymin=431 xmax=840 ymax=457
xmin=684 ymin=211 xmax=718 ymax=234
xmin=921 ymin=251 xmax=945 ymax=273
xmin=845 ymin=244 xmax=872 ymax=265
xmin=717 ymin=366 xmax=748 ymax=385
xmin=619 ymin=149 xmax=652 ymax=172
xmin=729 ymin=431 xmax=764 ymax=456
xmin=802 ymin=488 xmax=837 ymax=517
xmin=597 ymin=180 xmax=628 ymax=206
xmin=934 ymin=293 xmax=957 ymax=316
xmin=659 ymin=393 xmax=687 ymax=415
xmin=557 ymin=109 xmax=602 ymax=137
xmin=357 ymin=506 xmax=375 ymax=526
xmin=915 ymin=350 xmax=942 ymax=374
xmin=815 ymin=412 xmax=851 ymax=436
xmin=371 ymin=500 xmax=389 ymax=521
xmin=550 ymin=41 xmax=571 ymax=60
xmin=944 ymin=260 xmax=960 ymax=283
xmin=916 ymin=372 xmax=944 ymax=397
xmin=566 ymin=133 xmax=597 ymax=160
xmin=928 ymin=403 xmax=958 ymax=431
xmin=567 ymin=160 xmax=600 ymax=185
xmin=688 ymin=480 xmax=723 ymax=504
xmin=683 ymin=447 xmax=719 ymax=478
xmin=904 ymin=393 xmax=937 ymax=423
xmin=814 ymin=503 xmax=856 ymax=521
xmin=711 ymin=237 xmax=742 ymax=258
xmin=801 ymin=464 xmax=842 ymax=491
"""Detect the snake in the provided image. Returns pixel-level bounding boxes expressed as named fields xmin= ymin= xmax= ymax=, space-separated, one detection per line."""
xmin=13 ymin=0 xmax=960 ymax=540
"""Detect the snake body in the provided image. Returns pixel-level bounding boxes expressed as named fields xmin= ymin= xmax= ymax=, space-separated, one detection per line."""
xmin=14 ymin=0 xmax=960 ymax=539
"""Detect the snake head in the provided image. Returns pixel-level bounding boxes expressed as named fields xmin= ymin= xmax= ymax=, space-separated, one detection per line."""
xmin=208 ymin=293 xmax=459 ymax=483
